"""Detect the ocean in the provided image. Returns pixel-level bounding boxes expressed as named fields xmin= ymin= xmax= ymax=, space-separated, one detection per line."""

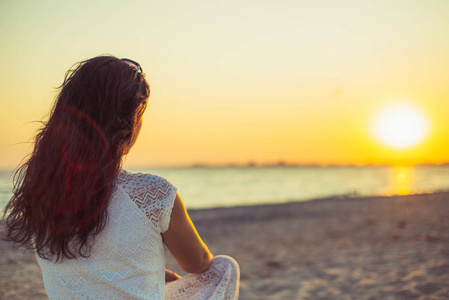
xmin=1 ymin=165 xmax=449 ymax=213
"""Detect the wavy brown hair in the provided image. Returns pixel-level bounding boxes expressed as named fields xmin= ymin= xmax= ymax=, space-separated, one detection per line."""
xmin=3 ymin=55 xmax=150 ymax=261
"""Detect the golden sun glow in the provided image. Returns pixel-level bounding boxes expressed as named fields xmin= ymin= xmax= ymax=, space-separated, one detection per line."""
xmin=371 ymin=103 xmax=430 ymax=149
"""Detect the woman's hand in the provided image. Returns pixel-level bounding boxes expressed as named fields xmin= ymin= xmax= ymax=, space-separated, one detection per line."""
xmin=165 ymin=269 xmax=181 ymax=282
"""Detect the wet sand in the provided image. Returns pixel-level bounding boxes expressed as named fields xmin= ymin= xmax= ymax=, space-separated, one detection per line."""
xmin=2 ymin=192 xmax=449 ymax=299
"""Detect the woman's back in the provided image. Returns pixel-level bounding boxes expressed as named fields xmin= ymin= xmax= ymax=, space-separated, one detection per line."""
xmin=5 ymin=55 xmax=239 ymax=299
xmin=36 ymin=170 xmax=177 ymax=299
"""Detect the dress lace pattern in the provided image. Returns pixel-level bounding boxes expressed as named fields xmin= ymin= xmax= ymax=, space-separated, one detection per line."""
xmin=116 ymin=170 xmax=177 ymax=233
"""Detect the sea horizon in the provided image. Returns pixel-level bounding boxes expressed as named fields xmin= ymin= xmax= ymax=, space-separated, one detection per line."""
xmin=139 ymin=164 xmax=449 ymax=208
xmin=2 ymin=164 xmax=449 ymax=213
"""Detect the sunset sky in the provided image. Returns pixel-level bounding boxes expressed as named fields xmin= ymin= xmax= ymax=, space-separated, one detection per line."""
xmin=1 ymin=0 xmax=449 ymax=169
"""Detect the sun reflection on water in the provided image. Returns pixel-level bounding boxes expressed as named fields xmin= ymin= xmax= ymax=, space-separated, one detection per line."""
xmin=386 ymin=166 xmax=415 ymax=196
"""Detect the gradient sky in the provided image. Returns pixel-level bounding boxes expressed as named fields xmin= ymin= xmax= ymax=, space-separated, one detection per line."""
xmin=1 ymin=0 xmax=449 ymax=168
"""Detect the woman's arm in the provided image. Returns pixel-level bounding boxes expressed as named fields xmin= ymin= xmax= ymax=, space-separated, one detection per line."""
xmin=162 ymin=193 xmax=213 ymax=274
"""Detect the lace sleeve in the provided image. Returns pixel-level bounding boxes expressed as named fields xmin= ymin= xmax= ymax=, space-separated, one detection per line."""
xmin=116 ymin=170 xmax=177 ymax=233
xmin=155 ymin=176 xmax=177 ymax=233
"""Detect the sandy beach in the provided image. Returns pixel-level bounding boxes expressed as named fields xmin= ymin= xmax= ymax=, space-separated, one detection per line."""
xmin=1 ymin=192 xmax=449 ymax=299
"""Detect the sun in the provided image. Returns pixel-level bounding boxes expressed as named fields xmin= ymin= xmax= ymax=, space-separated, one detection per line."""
xmin=371 ymin=102 xmax=429 ymax=149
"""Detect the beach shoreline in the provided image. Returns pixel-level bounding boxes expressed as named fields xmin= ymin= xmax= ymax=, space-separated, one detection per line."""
xmin=2 ymin=192 xmax=449 ymax=299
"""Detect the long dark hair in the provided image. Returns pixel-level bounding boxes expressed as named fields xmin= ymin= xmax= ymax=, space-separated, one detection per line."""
xmin=3 ymin=55 xmax=150 ymax=261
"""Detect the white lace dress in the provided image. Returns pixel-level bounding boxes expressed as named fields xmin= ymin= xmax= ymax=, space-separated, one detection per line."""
xmin=36 ymin=169 xmax=239 ymax=300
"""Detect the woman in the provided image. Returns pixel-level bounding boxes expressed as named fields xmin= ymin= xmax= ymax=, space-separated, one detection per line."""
xmin=3 ymin=55 xmax=239 ymax=299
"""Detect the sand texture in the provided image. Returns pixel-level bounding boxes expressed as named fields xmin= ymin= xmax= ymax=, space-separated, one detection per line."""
xmin=1 ymin=192 xmax=449 ymax=299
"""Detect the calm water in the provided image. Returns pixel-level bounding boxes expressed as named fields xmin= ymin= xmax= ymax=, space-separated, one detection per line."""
xmin=1 ymin=166 xmax=449 ymax=212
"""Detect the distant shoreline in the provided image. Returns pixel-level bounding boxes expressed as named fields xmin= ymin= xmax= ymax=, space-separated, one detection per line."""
xmin=187 ymin=190 xmax=449 ymax=210
xmin=2 ymin=162 xmax=449 ymax=172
